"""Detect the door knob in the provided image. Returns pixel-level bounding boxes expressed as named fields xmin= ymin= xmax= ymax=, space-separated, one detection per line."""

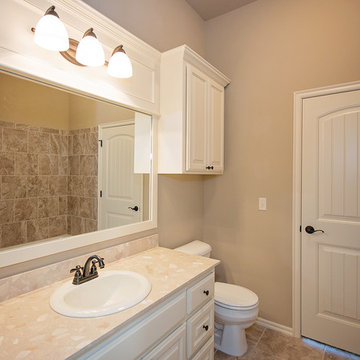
xmin=128 ymin=206 xmax=139 ymax=212
xmin=305 ymin=226 xmax=324 ymax=234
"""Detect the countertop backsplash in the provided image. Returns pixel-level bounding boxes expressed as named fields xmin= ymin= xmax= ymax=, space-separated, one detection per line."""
xmin=0 ymin=234 xmax=158 ymax=302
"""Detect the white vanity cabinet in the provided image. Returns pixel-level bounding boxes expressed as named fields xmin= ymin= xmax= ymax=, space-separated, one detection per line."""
xmin=75 ymin=272 xmax=215 ymax=360
xmin=159 ymin=45 xmax=230 ymax=175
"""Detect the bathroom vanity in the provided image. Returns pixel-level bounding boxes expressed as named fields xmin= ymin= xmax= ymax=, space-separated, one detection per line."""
xmin=0 ymin=247 xmax=219 ymax=359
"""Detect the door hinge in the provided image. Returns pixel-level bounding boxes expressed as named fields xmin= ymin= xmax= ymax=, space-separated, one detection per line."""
xmin=99 ymin=139 xmax=103 ymax=147
xmin=299 ymin=225 xmax=302 ymax=232
xmin=100 ymin=190 xmax=103 ymax=198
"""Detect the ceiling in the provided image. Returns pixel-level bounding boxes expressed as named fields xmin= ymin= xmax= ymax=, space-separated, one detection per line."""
xmin=186 ymin=0 xmax=258 ymax=20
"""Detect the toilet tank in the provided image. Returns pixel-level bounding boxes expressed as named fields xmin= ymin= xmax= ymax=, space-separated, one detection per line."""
xmin=175 ymin=240 xmax=212 ymax=257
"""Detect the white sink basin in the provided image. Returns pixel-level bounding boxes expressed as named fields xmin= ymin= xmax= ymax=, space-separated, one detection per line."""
xmin=50 ymin=270 xmax=151 ymax=318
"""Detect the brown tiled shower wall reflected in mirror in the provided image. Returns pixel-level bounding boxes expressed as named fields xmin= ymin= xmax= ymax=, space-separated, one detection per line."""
xmin=0 ymin=120 xmax=98 ymax=248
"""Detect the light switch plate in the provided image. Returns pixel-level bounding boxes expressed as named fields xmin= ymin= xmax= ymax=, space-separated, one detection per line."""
xmin=259 ymin=197 xmax=267 ymax=211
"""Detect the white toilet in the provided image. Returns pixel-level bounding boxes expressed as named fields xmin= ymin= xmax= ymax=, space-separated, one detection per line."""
xmin=175 ymin=240 xmax=259 ymax=357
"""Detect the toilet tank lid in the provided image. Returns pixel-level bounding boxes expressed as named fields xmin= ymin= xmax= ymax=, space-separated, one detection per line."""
xmin=175 ymin=240 xmax=212 ymax=256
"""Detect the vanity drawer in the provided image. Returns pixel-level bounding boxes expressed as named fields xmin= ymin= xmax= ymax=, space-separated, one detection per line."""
xmin=83 ymin=292 xmax=186 ymax=360
xmin=142 ymin=323 xmax=186 ymax=360
xmin=187 ymin=300 xmax=214 ymax=358
xmin=187 ymin=272 xmax=214 ymax=314
xmin=191 ymin=337 xmax=214 ymax=360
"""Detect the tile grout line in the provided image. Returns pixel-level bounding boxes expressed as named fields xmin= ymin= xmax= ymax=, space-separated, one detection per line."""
xmin=253 ymin=327 xmax=266 ymax=348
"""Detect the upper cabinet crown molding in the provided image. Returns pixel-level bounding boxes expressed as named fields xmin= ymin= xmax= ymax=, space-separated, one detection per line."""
xmin=0 ymin=0 xmax=161 ymax=114
xmin=159 ymin=45 xmax=230 ymax=174
xmin=182 ymin=45 xmax=230 ymax=87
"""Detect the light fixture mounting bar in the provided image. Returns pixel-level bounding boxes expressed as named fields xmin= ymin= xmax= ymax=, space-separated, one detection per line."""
xmin=30 ymin=27 xmax=109 ymax=67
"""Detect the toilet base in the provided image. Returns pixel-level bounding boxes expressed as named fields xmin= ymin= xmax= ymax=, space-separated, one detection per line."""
xmin=214 ymin=323 xmax=248 ymax=357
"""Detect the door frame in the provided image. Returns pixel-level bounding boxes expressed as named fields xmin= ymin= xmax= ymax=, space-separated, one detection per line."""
xmin=292 ymin=80 xmax=360 ymax=337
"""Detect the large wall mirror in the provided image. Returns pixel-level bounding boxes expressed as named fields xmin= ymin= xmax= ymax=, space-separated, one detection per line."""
xmin=0 ymin=70 xmax=155 ymax=266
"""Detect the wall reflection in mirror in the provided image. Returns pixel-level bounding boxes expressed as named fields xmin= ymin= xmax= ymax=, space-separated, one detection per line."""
xmin=0 ymin=71 xmax=152 ymax=249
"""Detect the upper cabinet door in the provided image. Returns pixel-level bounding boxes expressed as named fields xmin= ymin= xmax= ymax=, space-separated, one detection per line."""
xmin=208 ymin=80 xmax=224 ymax=173
xmin=186 ymin=65 xmax=208 ymax=172
xmin=159 ymin=45 xmax=230 ymax=175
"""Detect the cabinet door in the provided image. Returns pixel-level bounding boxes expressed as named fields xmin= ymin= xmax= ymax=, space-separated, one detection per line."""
xmin=207 ymin=80 xmax=224 ymax=173
xmin=142 ymin=324 xmax=186 ymax=360
xmin=191 ymin=337 xmax=214 ymax=360
xmin=187 ymin=300 xmax=214 ymax=358
xmin=186 ymin=64 xmax=208 ymax=172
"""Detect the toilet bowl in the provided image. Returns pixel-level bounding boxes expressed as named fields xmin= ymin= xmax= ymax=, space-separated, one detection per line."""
xmin=175 ymin=240 xmax=259 ymax=357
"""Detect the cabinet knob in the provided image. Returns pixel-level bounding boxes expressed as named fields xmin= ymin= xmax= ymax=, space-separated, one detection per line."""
xmin=203 ymin=325 xmax=209 ymax=331
xmin=210 ymin=166 xmax=214 ymax=170
xmin=206 ymin=166 xmax=211 ymax=170
xmin=203 ymin=290 xmax=209 ymax=296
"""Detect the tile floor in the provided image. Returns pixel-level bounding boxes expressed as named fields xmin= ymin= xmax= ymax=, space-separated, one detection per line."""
xmin=214 ymin=324 xmax=360 ymax=360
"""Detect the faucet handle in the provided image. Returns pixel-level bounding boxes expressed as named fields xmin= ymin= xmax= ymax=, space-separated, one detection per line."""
xmin=70 ymin=265 xmax=83 ymax=285
xmin=90 ymin=260 xmax=98 ymax=275
xmin=70 ymin=265 xmax=83 ymax=274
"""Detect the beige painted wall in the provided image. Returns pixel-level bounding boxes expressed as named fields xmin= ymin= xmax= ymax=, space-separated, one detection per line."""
xmin=68 ymin=95 xmax=135 ymax=130
xmin=204 ymin=0 xmax=360 ymax=326
xmin=82 ymin=0 xmax=206 ymax=56
xmin=83 ymin=0 xmax=206 ymax=249
xmin=0 ymin=72 xmax=70 ymax=129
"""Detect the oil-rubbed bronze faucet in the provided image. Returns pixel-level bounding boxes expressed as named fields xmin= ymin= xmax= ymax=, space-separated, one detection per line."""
xmin=70 ymin=255 xmax=105 ymax=285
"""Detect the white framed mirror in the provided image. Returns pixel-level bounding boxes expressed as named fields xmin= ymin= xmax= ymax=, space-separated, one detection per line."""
xmin=0 ymin=68 xmax=157 ymax=268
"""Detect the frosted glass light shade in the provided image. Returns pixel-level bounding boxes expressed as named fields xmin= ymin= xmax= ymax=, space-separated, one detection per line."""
xmin=76 ymin=29 xmax=105 ymax=67
xmin=34 ymin=10 xmax=69 ymax=51
xmin=107 ymin=47 xmax=133 ymax=79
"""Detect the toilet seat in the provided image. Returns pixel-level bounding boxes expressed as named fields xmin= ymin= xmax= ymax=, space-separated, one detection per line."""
xmin=215 ymin=282 xmax=259 ymax=310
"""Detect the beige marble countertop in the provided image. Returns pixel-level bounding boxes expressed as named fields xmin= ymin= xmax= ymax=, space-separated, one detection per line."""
xmin=0 ymin=247 xmax=219 ymax=360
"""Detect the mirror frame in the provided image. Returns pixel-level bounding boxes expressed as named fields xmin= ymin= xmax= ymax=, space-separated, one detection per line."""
xmin=0 ymin=67 xmax=158 ymax=268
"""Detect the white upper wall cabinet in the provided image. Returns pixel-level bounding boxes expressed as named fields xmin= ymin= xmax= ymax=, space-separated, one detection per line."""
xmin=159 ymin=45 xmax=230 ymax=174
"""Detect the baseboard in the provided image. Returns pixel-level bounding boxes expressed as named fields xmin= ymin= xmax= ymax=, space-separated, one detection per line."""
xmin=256 ymin=317 xmax=293 ymax=336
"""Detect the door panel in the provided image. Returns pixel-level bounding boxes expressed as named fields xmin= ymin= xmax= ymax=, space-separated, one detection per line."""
xmin=208 ymin=80 xmax=224 ymax=173
xmin=302 ymin=90 xmax=360 ymax=354
xmin=319 ymin=111 xmax=360 ymax=219
xmin=186 ymin=64 xmax=207 ymax=172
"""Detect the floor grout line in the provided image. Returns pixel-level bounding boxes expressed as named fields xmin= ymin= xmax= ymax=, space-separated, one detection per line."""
xmin=253 ymin=326 xmax=266 ymax=348
xmin=215 ymin=325 xmax=360 ymax=360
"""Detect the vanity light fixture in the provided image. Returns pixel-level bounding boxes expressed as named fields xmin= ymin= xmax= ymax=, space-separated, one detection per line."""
xmin=107 ymin=45 xmax=133 ymax=78
xmin=75 ymin=28 xmax=105 ymax=67
xmin=32 ymin=6 xmax=133 ymax=78
xmin=33 ymin=6 xmax=69 ymax=51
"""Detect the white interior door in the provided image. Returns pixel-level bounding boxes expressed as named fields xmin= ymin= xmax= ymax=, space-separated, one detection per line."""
xmin=302 ymin=90 xmax=360 ymax=354
xmin=99 ymin=123 xmax=143 ymax=230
